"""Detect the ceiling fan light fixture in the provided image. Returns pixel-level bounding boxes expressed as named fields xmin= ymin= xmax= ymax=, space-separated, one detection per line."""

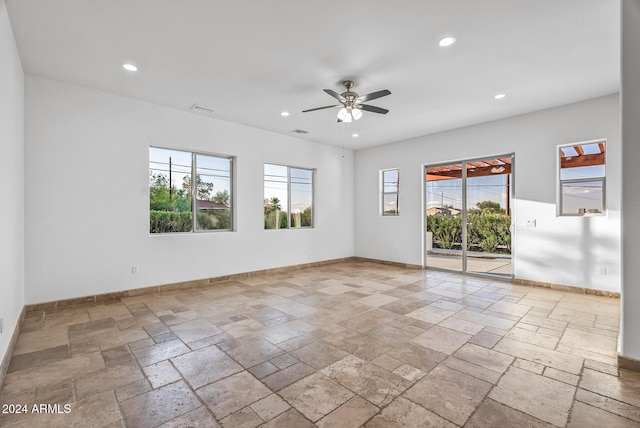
xmin=351 ymin=108 xmax=363 ymax=120
xmin=337 ymin=107 xmax=351 ymax=122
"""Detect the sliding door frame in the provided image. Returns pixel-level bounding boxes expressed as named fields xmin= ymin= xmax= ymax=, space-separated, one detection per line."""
xmin=422 ymin=153 xmax=515 ymax=281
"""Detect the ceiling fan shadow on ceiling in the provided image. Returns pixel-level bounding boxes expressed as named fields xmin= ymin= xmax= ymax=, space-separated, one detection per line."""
xmin=302 ymin=80 xmax=391 ymax=123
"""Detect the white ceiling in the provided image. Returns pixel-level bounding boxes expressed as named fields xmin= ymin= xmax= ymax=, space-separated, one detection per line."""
xmin=6 ymin=0 xmax=620 ymax=150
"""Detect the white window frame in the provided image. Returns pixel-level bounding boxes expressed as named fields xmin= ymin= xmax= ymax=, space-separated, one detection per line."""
xmin=263 ymin=163 xmax=315 ymax=230
xmin=149 ymin=146 xmax=235 ymax=233
xmin=381 ymin=168 xmax=400 ymax=216
xmin=558 ymin=139 xmax=606 ymax=217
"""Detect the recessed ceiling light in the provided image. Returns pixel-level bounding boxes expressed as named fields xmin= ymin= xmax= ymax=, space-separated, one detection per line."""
xmin=494 ymin=93 xmax=506 ymax=100
xmin=438 ymin=36 xmax=456 ymax=47
xmin=352 ymin=133 xmax=359 ymax=138
xmin=281 ymin=111 xmax=290 ymax=117
xmin=122 ymin=63 xmax=138 ymax=72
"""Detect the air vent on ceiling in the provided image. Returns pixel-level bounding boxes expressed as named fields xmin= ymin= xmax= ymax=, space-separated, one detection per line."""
xmin=188 ymin=103 xmax=215 ymax=115
xmin=289 ymin=129 xmax=309 ymax=134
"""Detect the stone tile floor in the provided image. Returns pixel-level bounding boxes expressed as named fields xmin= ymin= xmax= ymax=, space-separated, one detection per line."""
xmin=1 ymin=261 xmax=638 ymax=427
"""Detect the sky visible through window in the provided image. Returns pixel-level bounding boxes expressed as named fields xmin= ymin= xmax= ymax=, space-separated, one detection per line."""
xmin=427 ymin=173 xmax=509 ymax=212
xmin=149 ymin=147 xmax=231 ymax=200
xmin=264 ymin=163 xmax=312 ymax=215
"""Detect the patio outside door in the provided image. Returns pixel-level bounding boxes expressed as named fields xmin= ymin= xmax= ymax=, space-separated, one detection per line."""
xmin=425 ymin=155 xmax=514 ymax=279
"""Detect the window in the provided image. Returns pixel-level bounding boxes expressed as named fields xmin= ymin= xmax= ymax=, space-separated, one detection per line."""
xmin=149 ymin=147 xmax=233 ymax=233
xmin=264 ymin=163 xmax=313 ymax=229
xmin=382 ymin=169 xmax=400 ymax=215
xmin=559 ymin=140 xmax=606 ymax=215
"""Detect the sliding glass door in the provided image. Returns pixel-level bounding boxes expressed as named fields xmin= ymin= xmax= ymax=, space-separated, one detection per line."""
xmin=425 ymin=155 xmax=514 ymax=278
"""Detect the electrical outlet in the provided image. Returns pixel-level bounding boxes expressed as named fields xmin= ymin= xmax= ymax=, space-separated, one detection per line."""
xmin=131 ymin=266 xmax=138 ymax=275
xmin=526 ymin=220 xmax=536 ymax=227
xmin=598 ymin=266 xmax=607 ymax=276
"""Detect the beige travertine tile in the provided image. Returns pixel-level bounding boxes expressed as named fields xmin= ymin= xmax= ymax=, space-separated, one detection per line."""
xmin=385 ymin=342 xmax=447 ymax=372
xmin=584 ymin=358 xmax=619 ymax=376
xmin=317 ymin=396 xmax=378 ymax=428
xmin=490 ymin=366 xmax=575 ymax=426
xmin=280 ymin=372 xmax=353 ymax=422
xmin=410 ymin=325 xmax=472 ymax=354
xmin=290 ymin=341 xmax=348 ymax=370
xmin=249 ymin=393 xmax=290 ymax=422
xmin=0 ymin=390 xmax=122 ymax=428
xmin=442 ymin=356 xmax=502 ymax=384
xmin=438 ymin=316 xmax=484 ymax=335
xmin=96 ymin=325 xmax=150 ymax=349
xmin=157 ymin=406 xmax=220 ymax=428
xmin=7 ymin=345 xmax=70 ymax=373
xmin=224 ymin=338 xmax=283 ymax=368
xmin=568 ymin=401 xmax=638 ymax=428
xmin=2 ymin=352 xmax=105 ymax=396
xmin=197 ymin=371 xmax=271 ymax=420
xmin=1 ymin=261 xmax=631 ymax=428
xmin=404 ymin=364 xmax=491 ymax=425
xmin=513 ymin=357 xmax=545 ymax=374
xmin=579 ymin=368 xmax=640 ymax=407
xmin=494 ymin=337 xmax=584 ymax=374
xmin=371 ymin=354 xmax=404 ymax=372
xmin=506 ymin=326 xmax=560 ymax=349
xmin=12 ymin=325 xmax=71 ymax=356
xmin=171 ymin=345 xmax=243 ymax=389
xmin=76 ymin=360 xmax=144 ymax=399
xmin=575 ymin=388 xmax=640 ymax=423
xmin=219 ymin=318 xmax=266 ymax=338
xmin=365 ymin=325 xmax=418 ymax=347
xmin=115 ymin=378 xmax=152 ymax=402
xmin=321 ymin=355 xmax=411 ymax=407
xmin=354 ymin=293 xmax=398 ymax=307
xmin=339 ymin=308 xmax=398 ymax=333
xmin=131 ymin=338 xmax=190 ymax=367
xmin=487 ymin=300 xmax=532 ymax=317
xmin=466 ymin=398 xmax=554 ymax=428
xmin=365 ymin=397 xmax=456 ymax=428
xmin=519 ymin=313 xmax=567 ymax=332
xmin=543 ymin=366 xmax=580 ymax=386
xmin=405 ymin=306 xmax=455 ymax=324
xmin=261 ymin=319 xmax=316 ymax=344
xmin=143 ymin=360 xmax=182 ymax=389
xmin=262 ymin=408 xmax=315 ymax=428
xmin=559 ymin=327 xmax=618 ymax=356
xmin=324 ymin=333 xmax=391 ymax=361
xmin=469 ymin=330 xmax=502 ymax=348
xmin=121 ymin=381 xmax=201 ymax=427
xmin=391 ymin=364 xmax=424 ymax=382
xmin=220 ymin=407 xmax=263 ymax=428
xmin=453 ymin=309 xmax=517 ymax=330
xmin=169 ymin=318 xmax=223 ymax=343
xmin=453 ymin=343 xmax=513 ymax=373
xmin=43 ymin=311 xmax=90 ymax=329
xmin=261 ymin=362 xmax=315 ymax=391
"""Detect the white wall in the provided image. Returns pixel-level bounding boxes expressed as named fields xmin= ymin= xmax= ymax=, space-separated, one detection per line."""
xmin=620 ymin=0 xmax=640 ymax=360
xmin=24 ymin=76 xmax=354 ymax=304
xmin=355 ymin=94 xmax=621 ymax=292
xmin=0 ymin=0 xmax=24 ymax=364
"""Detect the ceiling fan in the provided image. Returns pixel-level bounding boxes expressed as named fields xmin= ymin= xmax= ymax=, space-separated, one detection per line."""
xmin=302 ymin=80 xmax=391 ymax=122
